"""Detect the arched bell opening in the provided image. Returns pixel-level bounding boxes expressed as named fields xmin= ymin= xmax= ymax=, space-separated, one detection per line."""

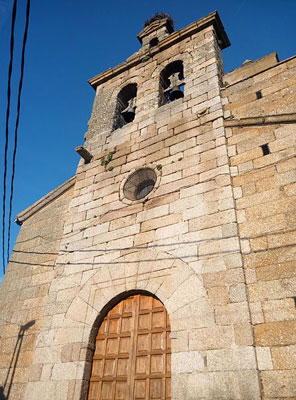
xmin=112 ymin=83 xmax=137 ymax=131
xmin=159 ymin=60 xmax=185 ymax=106
xmin=86 ymin=290 xmax=171 ymax=400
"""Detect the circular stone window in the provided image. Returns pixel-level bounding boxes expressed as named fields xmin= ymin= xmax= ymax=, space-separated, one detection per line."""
xmin=123 ymin=168 xmax=157 ymax=201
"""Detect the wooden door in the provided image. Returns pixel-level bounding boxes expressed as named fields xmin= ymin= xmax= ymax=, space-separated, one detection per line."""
xmin=88 ymin=294 xmax=171 ymax=400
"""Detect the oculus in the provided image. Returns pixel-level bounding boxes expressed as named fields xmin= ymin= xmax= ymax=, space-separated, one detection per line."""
xmin=123 ymin=168 xmax=157 ymax=200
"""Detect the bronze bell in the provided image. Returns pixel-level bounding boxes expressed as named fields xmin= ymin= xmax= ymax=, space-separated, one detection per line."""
xmin=121 ymin=98 xmax=136 ymax=123
xmin=169 ymin=85 xmax=184 ymax=101
xmin=122 ymin=106 xmax=136 ymax=123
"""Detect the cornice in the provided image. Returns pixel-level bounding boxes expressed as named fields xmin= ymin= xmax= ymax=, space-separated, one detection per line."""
xmin=88 ymin=11 xmax=230 ymax=89
xmin=225 ymin=113 xmax=296 ymax=127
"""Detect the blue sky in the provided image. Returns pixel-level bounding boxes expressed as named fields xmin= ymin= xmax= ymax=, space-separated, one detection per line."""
xmin=0 ymin=0 xmax=295 ymax=282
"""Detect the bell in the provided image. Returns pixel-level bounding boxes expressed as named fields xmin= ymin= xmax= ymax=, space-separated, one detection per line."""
xmin=169 ymin=85 xmax=184 ymax=101
xmin=122 ymin=106 xmax=136 ymax=123
xmin=121 ymin=97 xmax=136 ymax=123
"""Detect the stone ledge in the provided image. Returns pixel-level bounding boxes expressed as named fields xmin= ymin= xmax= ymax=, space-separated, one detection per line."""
xmin=225 ymin=113 xmax=296 ymax=127
xmin=16 ymin=176 xmax=76 ymax=225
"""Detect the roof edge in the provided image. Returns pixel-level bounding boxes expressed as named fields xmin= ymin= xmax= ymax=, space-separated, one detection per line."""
xmin=16 ymin=176 xmax=76 ymax=225
xmin=88 ymin=11 xmax=230 ymax=89
xmin=222 ymin=54 xmax=296 ymax=88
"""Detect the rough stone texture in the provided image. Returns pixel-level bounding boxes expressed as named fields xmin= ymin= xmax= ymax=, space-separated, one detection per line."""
xmin=223 ymin=53 xmax=296 ymax=398
xmin=0 ymin=10 xmax=295 ymax=400
xmin=0 ymin=182 xmax=74 ymax=400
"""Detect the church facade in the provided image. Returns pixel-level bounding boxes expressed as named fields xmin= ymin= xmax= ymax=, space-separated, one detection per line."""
xmin=1 ymin=11 xmax=296 ymax=400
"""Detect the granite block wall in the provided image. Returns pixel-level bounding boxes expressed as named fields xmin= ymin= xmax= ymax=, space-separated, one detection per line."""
xmin=0 ymin=11 xmax=295 ymax=400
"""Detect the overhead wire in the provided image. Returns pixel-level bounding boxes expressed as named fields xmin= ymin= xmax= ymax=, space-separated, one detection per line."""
xmin=2 ymin=0 xmax=18 ymax=275
xmin=8 ymin=240 xmax=296 ymax=269
xmin=7 ymin=0 xmax=31 ymax=264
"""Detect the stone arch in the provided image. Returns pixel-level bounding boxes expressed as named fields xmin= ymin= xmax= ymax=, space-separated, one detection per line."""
xmin=88 ymin=289 xmax=164 ymax=344
xmin=86 ymin=290 xmax=172 ymax=400
xmin=158 ymin=60 xmax=185 ymax=106
xmin=52 ymin=250 xmax=213 ymax=400
xmin=151 ymin=53 xmax=189 ymax=79
xmin=86 ymin=77 xmax=139 ymax=140
xmin=115 ymin=77 xmax=139 ymax=95
xmin=62 ymin=249 xmax=210 ymax=338
xmin=112 ymin=82 xmax=138 ymax=131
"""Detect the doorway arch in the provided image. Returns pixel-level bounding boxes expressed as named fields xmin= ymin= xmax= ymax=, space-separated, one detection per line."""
xmin=87 ymin=293 xmax=171 ymax=400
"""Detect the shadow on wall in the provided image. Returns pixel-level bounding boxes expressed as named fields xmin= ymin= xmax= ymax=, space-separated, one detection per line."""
xmin=2 ymin=320 xmax=35 ymax=399
xmin=0 ymin=387 xmax=6 ymax=400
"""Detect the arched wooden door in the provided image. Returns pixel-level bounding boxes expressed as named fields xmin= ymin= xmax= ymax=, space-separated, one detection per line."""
xmin=88 ymin=294 xmax=171 ymax=400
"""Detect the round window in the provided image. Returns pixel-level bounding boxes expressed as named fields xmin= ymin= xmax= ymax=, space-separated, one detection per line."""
xmin=123 ymin=168 xmax=157 ymax=201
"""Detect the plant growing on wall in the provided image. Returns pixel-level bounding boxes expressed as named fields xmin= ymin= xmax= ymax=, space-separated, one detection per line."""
xmin=100 ymin=149 xmax=116 ymax=170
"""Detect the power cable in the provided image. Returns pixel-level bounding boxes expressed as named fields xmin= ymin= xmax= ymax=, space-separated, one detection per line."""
xmin=9 ymin=240 xmax=296 ymax=269
xmin=7 ymin=0 xmax=31 ymax=264
xmin=7 ymin=238 xmax=296 ymax=270
xmin=2 ymin=0 xmax=18 ymax=275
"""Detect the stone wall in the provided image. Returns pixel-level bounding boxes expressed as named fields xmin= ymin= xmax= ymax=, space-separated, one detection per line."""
xmin=223 ymin=55 xmax=296 ymax=399
xmin=20 ymin=18 xmax=263 ymax=400
xmin=0 ymin=11 xmax=295 ymax=400
xmin=0 ymin=181 xmax=74 ymax=400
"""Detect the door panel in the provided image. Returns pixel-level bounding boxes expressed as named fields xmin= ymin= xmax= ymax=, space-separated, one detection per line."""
xmin=88 ymin=294 xmax=171 ymax=400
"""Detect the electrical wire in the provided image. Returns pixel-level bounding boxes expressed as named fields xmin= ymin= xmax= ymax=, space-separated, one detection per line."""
xmin=2 ymin=0 xmax=18 ymax=275
xmin=8 ymin=240 xmax=296 ymax=269
xmin=7 ymin=0 xmax=31 ymax=264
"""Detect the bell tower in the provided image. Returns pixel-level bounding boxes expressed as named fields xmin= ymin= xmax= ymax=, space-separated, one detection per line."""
xmin=44 ymin=11 xmax=263 ymax=400
xmin=48 ymin=11 xmax=261 ymax=400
